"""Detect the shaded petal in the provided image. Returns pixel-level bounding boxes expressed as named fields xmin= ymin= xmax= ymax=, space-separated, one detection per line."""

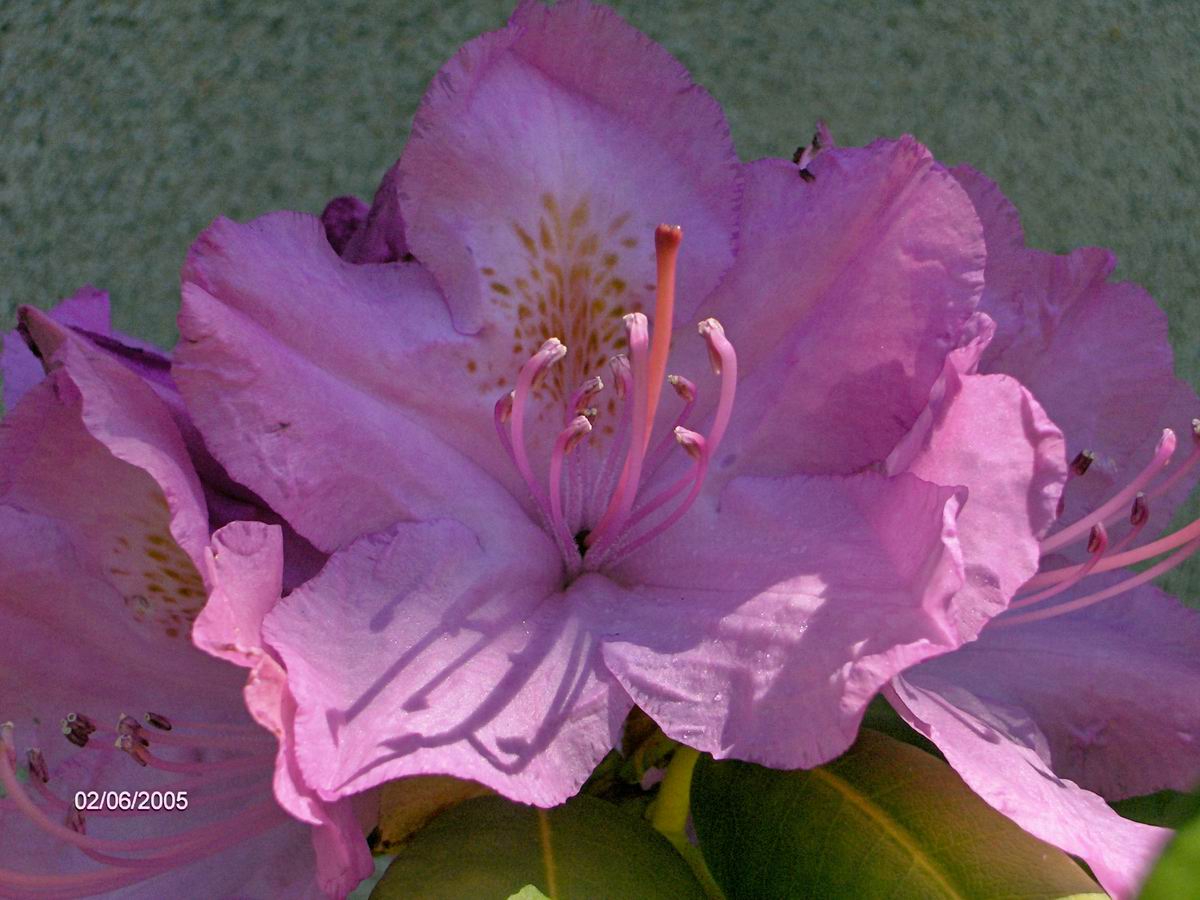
xmin=197 ymin=520 xmax=372 ymax=897
xmin=0 ymin=354 xmax=210 ymax=638
xmin=598 ymin=471 xmax=965 ymax=769
xmin=399 ymin=0 xmax=738 ymax=344
xmin=888 ymin=672 xmax=1169 ymax=900
xmin=955 ymin=165 xmax=1200 ymax=538
xmin=887 ymin=323 xmax=1067 ymax=639
xmin=0 ymin=508 xmax=326 ymax=900
xmin=263 ymin=519 xmax=629 ymax=807
xmin=319 ymin=194 xmax=370 ymax=257
xmin=340 ymin=160 xmax=409 ymax=264
xmin=2 ymin=285 xmax=111 ymax=408
xmin=176 ymin=212 xmax=544 ymax=551
xmin=918 ymin=577 xmax=1200 ymax=799
xmin=698 ymin=140 xmax=983 ymax=478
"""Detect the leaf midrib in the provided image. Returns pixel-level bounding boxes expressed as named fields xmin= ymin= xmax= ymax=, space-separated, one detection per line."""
xmin=809 ymin=766 xmax=966 ymax=900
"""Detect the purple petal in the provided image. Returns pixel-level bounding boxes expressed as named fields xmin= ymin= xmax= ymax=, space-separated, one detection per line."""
xmin=917 ymin=576 xmax=1200 ymax=799
xmin=2 ymin=285 xmax=110 ymax=408
xmin=0 ymin=504 xmax=331 ymax=899
xmin=889 ymin=672 xmax=1169 ymax=900
xmin=598 ymin=470 xmax=966 ymax=769
xmin=955 ymin=165 xmax=1200 ymax=540
xmin=1 ymin=335 xmax=209 ymax=624
xmin=340 ymin=160 xmax=410 ymax=264
xmin=698 ymin=140 xmax=984 ymax=479
xmin=319 ymin=194 xmax=370 ymax=256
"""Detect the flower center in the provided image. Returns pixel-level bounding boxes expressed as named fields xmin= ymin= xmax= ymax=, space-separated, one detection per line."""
xmin=0 ymin=708 xmax=284 ymax=896
xmin=493 ymin=225 xmax=737 ymax=578
xmin=465 ymin=192 xmax=648 ymax=416
xmin=995 ymin=421 xmax=1200 ymax=628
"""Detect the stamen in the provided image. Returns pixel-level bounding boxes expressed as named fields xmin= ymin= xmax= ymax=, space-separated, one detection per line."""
xmin=999 ymin=533 xmax=1200 ymax=628
xmin=66 ymin=808 xmax=87 ymax=835
xmin=549 ymin=416 xmax=592 ymax=559
xmin=643 ymin=374 xmax=698 ymax=478
xmin=509 ymin=339 xmax=567 ymax=515
xmin=1069 ymin=450 xmax=1096 ymax=476
xmin=1010 ymin=524 xmax=1107 ymax=610
xmin=1145 ymin=419 xmax=1200 ymax=502
xmin=598 ymin=428 xmax=710 ymax=568
xmin=143 ymin=712 xmax=173 ymax=732
xmin=591 ymin=356 xmax=634 ymax=514
xmin=588 ymin=314 xmax=652 ymax=549
xmin=1041 ymin=429 xmax=1177 ymax=553
xmin=115 ymin=734 xmax=150 ymax=767
xmin=567 ymin=376 xmax=604 ymax=423
xmin=696 ymin=319 xmax=737 ymax=456
xmin=25 ymin=748 xmax=48 ymax=784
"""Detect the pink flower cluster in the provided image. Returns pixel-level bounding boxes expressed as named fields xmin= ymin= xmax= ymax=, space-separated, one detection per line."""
xmin=3 ymin=2 xmax=1198 ymax=897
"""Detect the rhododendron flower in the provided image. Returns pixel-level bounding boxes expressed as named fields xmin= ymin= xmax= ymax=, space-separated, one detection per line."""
xmin=884 ymin=170 xmax=1200 ymax=899
xmin=171 ymin=0 xmax=1065 ymax=809
xmin=0 ymin=295 xmax=372 ymax=897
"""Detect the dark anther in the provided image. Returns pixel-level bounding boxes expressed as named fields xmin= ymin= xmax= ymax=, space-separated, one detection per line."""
xmin=1069 ymin=450 xmax=1096 ymax=477
xmin=798 ymin=168 xmax=816 ymax=182
xmin=1131 ymin=492 xmax=1150 ymax=527
xmin=26 ymin=748 xmax=49 ymax=783
xmin=66 ymin=808 xmax=87 ymax=834
xmin=144 ymin=711 xmax=173 ymax=731
xmin=791 ymin=145 xmax=805 ymax=165
xmin=574 ymin=529 xmax=591 ymax=556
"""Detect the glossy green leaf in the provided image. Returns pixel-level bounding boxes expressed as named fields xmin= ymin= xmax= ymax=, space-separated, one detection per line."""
xmin=1140 ymin=789 xmax=1200 ymax=900
xmin=691 ymin=729 xmax=1104 ymax=900
xmin=1110 ymin=788 xmax=1200 ymax=828
xmin=371 ymin=794 xmax=705 ymax=900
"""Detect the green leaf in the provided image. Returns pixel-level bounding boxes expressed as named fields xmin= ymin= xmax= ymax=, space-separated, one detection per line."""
xmin=691 ymin=729 xmax=1105 ymax=900
xmin=1140 ymin=789 xmax=1200 ymax=900
xmin=371 ymin=794 xmax=706 ymax=900
xmin=1110 ymin=788 xmax=1200 ymax=828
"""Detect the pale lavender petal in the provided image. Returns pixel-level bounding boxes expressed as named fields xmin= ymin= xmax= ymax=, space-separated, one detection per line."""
xmin=887 ymin=324 xmax=1067 ymax=639
xmin=176 ymin=212 xmax=541 ymax=552
xmin=597 ymin=471 xmax=965 ymax=769
xmin=889 ymin=672 xmax=1169 ymax=900
xmin=399 ymin=0 xmax=738 ymax=334
xmin=263 ymin=518 xmax=629 ymax=807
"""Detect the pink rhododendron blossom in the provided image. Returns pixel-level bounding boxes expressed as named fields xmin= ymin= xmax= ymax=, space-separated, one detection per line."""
xmin=0 ymin=295 xmax=372 ymax=898
xmin=884 ymin=171 xmax=1200 ymax=900
xmin=171 ymin=0 xmax=1064 ymax=809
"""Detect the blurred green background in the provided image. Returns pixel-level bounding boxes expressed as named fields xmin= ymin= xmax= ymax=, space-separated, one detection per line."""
xmin=2 ymin=0 xmax=1199 ymax=594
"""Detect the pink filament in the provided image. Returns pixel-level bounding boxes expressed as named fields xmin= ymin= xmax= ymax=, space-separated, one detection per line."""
xmin=587 ymin=314 xmax=652 ymax=550
xmin=1010 ymin=524 xmax=1107 ymax=610
xmin=1040 ymin=429 xmax=1176 ymax=553
xmin=999 ymin=533 xmax=1200 ymax=628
